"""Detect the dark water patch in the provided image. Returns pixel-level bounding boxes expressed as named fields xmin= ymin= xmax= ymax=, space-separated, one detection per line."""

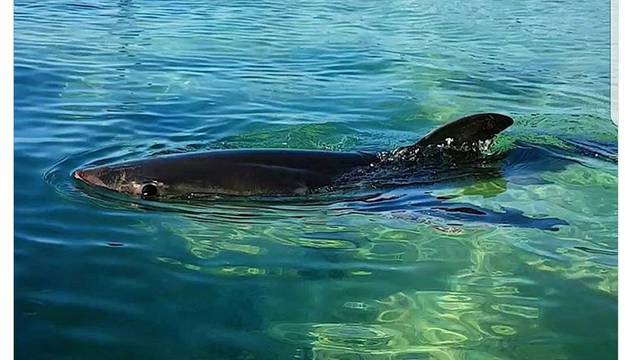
xmin=434 ymin=206 xmax=487 ymax=215
xmin=574 ymin=246 xmax=618 ymax=257
xmin=564 ymin=138 xmax=618 ymax=163
xmin=346 ymin=190 xmax=569 ymax=232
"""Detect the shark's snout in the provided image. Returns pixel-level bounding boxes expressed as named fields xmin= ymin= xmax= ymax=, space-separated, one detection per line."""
xmin=72 ymin=170 xmax=83 ymax=181
xmin=73 ymin=168 xmax=107 ymax=188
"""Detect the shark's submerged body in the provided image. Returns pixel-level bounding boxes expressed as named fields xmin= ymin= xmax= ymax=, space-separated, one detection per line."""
xmin=73 ymin=113 xmax=513 ymax=200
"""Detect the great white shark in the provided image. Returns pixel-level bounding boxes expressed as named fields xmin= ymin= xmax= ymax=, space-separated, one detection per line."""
xmin=73 ymin=113 xmax=513 ymax=200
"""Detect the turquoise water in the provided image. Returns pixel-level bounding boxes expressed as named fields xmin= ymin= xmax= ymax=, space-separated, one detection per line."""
xmin=14 ymin=0 xmax=617 ymax=359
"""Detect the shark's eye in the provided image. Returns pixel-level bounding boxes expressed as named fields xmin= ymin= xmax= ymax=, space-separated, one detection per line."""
xmin=141 ymin=183 xmax=158 ymax=199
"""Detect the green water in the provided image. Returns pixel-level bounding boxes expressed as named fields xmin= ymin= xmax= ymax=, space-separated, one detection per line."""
xmin=15 ymin=0 xmax=616 ymax=359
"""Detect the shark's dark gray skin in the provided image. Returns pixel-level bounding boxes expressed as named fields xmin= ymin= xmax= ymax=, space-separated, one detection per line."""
xmin=73 ymin=113 xmax=513 ymax=200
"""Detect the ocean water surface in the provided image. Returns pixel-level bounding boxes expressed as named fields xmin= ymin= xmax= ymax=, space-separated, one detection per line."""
xmin=15 ymin=0 xmax=617 ymax=359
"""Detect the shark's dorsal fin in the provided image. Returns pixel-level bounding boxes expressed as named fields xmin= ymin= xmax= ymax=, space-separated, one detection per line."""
xmin=414 ymin=113 xmax=513 ymax=149
xmin=387 ymin=113 xmax=514 ymax=161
